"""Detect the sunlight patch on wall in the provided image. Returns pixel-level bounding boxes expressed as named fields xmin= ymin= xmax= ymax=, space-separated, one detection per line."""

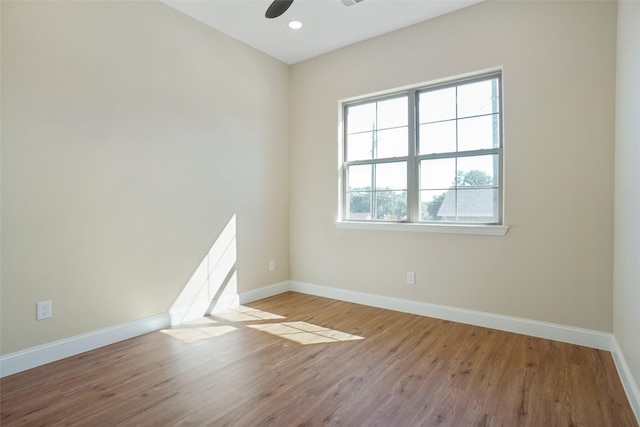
xmin=169 ymin=215 xmax=238 ymax=325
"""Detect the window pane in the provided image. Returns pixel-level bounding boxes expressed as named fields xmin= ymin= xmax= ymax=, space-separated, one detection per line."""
xmin=419 ymin=121 xmax=456 ymax=155
xmin=457 ymin=78 xmax=499 ymax=118
xmin=377 ymin=127 xmax=408 ymax=158
xmin=347 ymin=132 xmax=373 ymax=161
xmin=420 ymin=158 xmax=456 ymax=190
xmin=374 ymin=191 xmax=407 ymax=221
xmin=419 ymin=87 xmax=456 ymax=123
xmin=375 ymin=162 xmax=406 ymax=190
xmin=457 ymin=155 xmax=498 ymax=187
xmin=342 ymin=73 xmax=502 ymax=225
xmin=453 ymin=188 xmax=498 ymax=223
xmin=429 ymin=188 xmax=498 ymax=223
xmin=347 ymin=191 xmax=372 ymax=220
xmin=347 ymin=103 xmax=376 ymax=134
xmin=458 ymin=115 xmax=499 ymax=151
xmin=419 ymin=190 xmax=447 ymax=221
xmin=377 ymin=96 xmax=408 ymax=129
xmin=347 ymin=164 xmax=372 ymax=191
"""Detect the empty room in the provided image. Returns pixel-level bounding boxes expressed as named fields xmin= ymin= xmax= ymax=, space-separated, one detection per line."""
xmin=1 ymin=0 xmax=639 ymax=425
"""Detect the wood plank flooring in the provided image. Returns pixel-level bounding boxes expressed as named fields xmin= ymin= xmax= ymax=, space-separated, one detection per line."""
xmin=1 ymin=292 xmax=637 ymax=426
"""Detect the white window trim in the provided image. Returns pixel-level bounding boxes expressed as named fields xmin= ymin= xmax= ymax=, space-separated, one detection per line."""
xmin=338 ymin=69 xmax=506 ymax=235
xmin=335 ymin=220 xmax=508 ymax=236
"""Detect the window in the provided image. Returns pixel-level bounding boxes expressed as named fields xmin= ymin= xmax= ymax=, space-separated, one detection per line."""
xmin=341 ymin=72 xmax=503 ymax=227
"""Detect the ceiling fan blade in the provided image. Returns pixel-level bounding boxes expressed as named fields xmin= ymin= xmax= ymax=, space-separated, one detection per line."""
xmin=265 ymin=0 xmax=294 ymax=19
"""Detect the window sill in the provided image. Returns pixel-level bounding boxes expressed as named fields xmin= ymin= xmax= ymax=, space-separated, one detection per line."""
xmin=335 ymin=221 xmax=509 ymax=236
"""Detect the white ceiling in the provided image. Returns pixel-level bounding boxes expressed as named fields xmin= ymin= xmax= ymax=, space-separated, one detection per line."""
xmin=161 ymin=0 xmax=483 ymax=64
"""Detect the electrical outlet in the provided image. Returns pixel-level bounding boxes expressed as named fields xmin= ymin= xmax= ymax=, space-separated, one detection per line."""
xmin=406 ymin=272 xmax=415 ymax=285
xmin=36 ymin=301 xmax=52 ymax=320
xmin=269 ymin=260 xmax=276 ymax=272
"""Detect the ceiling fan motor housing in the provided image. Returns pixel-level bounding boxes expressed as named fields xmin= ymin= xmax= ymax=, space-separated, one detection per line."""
xmin=341 ymin=0 xmax=365 ymax=7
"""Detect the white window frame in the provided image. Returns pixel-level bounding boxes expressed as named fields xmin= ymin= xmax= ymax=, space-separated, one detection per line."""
xmin=338 ymin=71 xmax=508 ymax=236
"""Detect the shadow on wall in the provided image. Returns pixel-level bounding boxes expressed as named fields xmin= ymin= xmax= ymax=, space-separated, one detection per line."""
xmin=169 ymin=215 xmax=238 ymax=325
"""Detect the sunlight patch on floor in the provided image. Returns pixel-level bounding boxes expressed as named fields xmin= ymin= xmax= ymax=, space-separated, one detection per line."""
xmin=162 ymin=309 xmax=364 ymax=345
xmin=180 ymin=317 xmax=219 ymax=326
xmin=213 ymin=305 xmax=286 ymax=322
xmin=161 ymin=317 xmax=237 ymax=343
xmin=248 ymin=321 xmax=364 ymax=345
xmin=161 ymin=326 xmax=237 ymax=343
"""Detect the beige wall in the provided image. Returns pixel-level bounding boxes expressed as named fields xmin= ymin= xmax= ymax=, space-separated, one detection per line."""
xmin=289 ymin=1 xmax=617 ymax=331
xmin=1 ymin=1 xmax=290 ymax=354
xmin=1 ymin=0 xmax=623 ymax=357
xmin=614 ymin=0 xmax=640 ymax=400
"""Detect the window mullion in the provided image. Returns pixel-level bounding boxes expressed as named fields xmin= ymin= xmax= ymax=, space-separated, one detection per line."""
xmin=341 ymin=71 xmax=502 ymax=226
xmin=371 ymin=163 xmax=376 ymax=220
xmin=407 ymin=90 xmax=418 ymax=222
xmin=341 ymin=105 xmax=347 ymax=221
xmin=372 ymin=102 xmax=379 ymax=219
xmin=416 ymin=148 xmax=500 ymax=162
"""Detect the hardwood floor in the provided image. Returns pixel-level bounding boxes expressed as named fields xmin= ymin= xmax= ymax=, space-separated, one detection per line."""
xmin=1 ymin=292 xmax=637 ymax=426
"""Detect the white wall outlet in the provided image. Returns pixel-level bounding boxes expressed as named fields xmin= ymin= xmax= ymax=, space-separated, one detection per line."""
xmin=36 ymin=300 xmax=52 ymax=320
xmin=406 ymin=272 xmax=415 ymax=285
xmin=269 ymin=260 xmax=276 ymax=272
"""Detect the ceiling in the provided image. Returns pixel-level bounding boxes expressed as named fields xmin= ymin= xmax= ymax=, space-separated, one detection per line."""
xmin=161 ymin=0 xmax=483 ymax=65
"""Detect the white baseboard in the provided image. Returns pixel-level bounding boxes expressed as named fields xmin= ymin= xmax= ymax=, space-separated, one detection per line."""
xmin=169 ymin=302 xmax=212 ymax=325
xmin=0 ymin=313 xmax=170 ymax=378
xmin=0 ymin=282 xmax=290 ymax=378
xmin=0 ymin=281 xmax=616 ymax=373
xmin=239 ymin=281 xmax=290 ymax=304
xmin=287 ymin=280 xmax=639 ymax=424
xmin=3 ymin=279 xmax=637 ymax=424
xmin=289 ymin=280 xmax=613 ymax=350
xmin=208 ymin=294 xmax=240 ymax=313
xmin=612 ymin=337 xmax=640 ymax=422
xmin=169 ymin=294 xmax=241 ymax=326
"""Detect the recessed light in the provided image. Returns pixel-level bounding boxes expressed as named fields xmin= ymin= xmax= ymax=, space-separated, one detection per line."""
xmin=288 ymin=20 xmax=302 ymax=30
